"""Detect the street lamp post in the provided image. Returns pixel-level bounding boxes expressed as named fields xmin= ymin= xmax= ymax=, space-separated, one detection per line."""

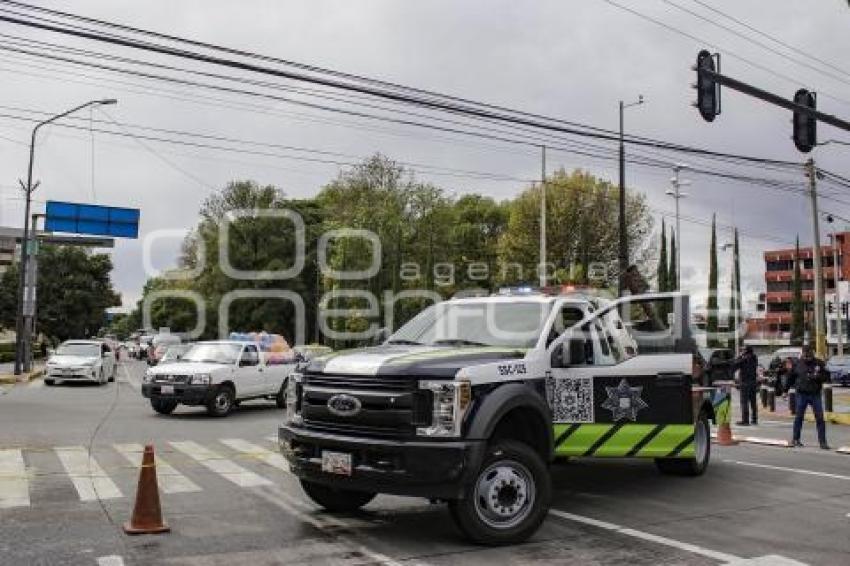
xmin=825 ymin=213 xmax=845 ymax=356
xmin=13 ymin=98 xmax=117 ymax=375
xmin=721 ymin=241 xmax=739 ymax=356
xmin=618 ymin=95 xmax=644 ymax=296
xmin=666 ymin=164 xmax=690 ymax=288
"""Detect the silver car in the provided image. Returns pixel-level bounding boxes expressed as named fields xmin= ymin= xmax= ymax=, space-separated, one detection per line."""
xmin=45 ymin=340 xmax=116 ymax=386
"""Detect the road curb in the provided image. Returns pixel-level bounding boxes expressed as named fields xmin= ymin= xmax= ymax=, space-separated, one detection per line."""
xmin=0 ymin=366 xmax=45 ymax=385
xmin=711 ymin=432 xmax=791 ymax=447
xmin=837 ymin=446 xmax=850 ymax=455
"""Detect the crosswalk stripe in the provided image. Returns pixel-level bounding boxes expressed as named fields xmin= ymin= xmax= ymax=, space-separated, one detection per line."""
xmin=114 ymin=444 xmax=201 ymax=494
xmin=170 ymin=441 xmax=273 ymax=487
xmin=54 ymin=447 xmax=122 ymax=501
xmin=220 ymin=439 xmax=290 ymax=473
xmin=0 ymin=449 xmax=30 ymax=508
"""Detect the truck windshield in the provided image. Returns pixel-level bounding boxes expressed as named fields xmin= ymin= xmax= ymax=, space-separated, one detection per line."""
xmin=388 ymin=301 xmax=551 ymax=348
xmin=181 ymin=343 xmax=242 ymax=364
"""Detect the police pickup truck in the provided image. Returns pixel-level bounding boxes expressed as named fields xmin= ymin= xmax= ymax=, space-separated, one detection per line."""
xmin=143 ymin=340 xmax=293 ymax=417
xmin=279 ymin=291 xmax=711 ymax=544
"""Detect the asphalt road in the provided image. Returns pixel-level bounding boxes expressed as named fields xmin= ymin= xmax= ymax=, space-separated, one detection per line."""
xmin=1 ymin=361 xmax=849 ymax=566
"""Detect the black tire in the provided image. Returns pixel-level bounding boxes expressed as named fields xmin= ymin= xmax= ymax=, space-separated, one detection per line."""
xmin=300 ymin=479 xmax=376 ymax=512
xmin=44 ymin=379 xmax=55 ymax=386
xmin=448 ymin=440 xmax=550 ymax=545
xmin=275 ymin=382 xmax=286 ymax=408
xmin=151 ymin=398 xmax=178 ymax=415
xmin=206 ymin=385 xmax=235 ymax=417
xmin=655 ymin=413 xmax=711 ymax=477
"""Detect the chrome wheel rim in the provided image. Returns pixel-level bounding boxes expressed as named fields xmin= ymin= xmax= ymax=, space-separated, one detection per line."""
xmin=215 ymin=391 xmax=231 ymax=412
xmin=473 ymin=459 xmax=535 ymax=530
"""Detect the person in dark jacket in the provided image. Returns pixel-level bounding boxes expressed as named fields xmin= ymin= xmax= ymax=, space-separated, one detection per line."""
xmin=732 ymin=345 xmax=760 ymax=426
xmin=788 ymin=345 xmax=830 ymax=449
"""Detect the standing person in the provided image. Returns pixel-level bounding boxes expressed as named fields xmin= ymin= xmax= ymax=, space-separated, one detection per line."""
xmin=788 ymin=346 xmax=830 ymax=449
xmin=732 ymin=345 xmax=759 ymax=426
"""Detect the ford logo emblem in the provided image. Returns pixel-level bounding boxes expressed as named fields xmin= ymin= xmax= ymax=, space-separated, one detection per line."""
xmin=327 ymin=394 xmax=362 ymax=417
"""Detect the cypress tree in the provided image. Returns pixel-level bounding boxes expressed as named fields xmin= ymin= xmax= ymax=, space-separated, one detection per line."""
xmin=668 ymin=229 xmax=678 ymax=291
xmin=791 ymin=236 xmax=805 ymax=346
xmin=707 ymin=214 xmax=719 ymax=347
xmin=657 ymin=219 xmax=668 ymax=292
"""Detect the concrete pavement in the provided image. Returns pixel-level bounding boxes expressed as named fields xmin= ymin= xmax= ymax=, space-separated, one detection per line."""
xmin=1 ymin=361 xmax=848 ymax=565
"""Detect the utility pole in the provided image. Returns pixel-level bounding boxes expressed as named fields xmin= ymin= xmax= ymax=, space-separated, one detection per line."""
xmin=807 ymin=158 xmax=827 ymax=358
xmin=618 ymin=96 xmax=644 ymax=296
xmin=540 ymin=144 xmax=547 ymax=288
xmin=666 ymin=164 xmax=690 ymax=286
xmin=13 ymin=98 xmax=117 ymax=375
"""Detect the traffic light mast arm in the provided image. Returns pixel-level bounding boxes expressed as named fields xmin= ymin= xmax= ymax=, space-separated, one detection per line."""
xmin=698 ymin=68 xmax=850 ymax=133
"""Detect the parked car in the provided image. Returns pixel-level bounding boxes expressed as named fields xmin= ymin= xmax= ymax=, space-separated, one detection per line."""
xmin=45 ymin=340 xmax=116 ymax=386
xmin=826 ymin=355 xmax=850 ymax=386
xmin=698 ymin=347 xmax=734 ymax=384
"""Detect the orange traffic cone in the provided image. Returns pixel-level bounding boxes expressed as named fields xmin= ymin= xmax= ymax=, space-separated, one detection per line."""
xmin=715 ymin=422 xmax=738 ymax=446
xmin=124 ymin=444 xmax=170 ymax=535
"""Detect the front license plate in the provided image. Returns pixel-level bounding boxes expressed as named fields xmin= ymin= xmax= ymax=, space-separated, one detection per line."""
xmin=321 ymin=450 xmax=352 ymax=476
xmin=160 ymin=385 xmax=174 ymax=395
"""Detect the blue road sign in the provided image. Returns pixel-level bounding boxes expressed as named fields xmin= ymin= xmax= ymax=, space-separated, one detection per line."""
xmin=45 ymin=201 xmax=140 ymax=239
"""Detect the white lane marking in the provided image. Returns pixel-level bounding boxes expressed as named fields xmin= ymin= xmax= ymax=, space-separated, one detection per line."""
xmin=725 ymin=556 xmax=808 ymax=565
xmin=250 ymin=484 xmax=405 ymax=566
xmin=54 ymin=447 xmax=122 ymax=501
xmin=170 ymin=441 xmax=272 ymax=488
xmin=96 ymin=556 xmax=125 ymax=566
xmin=221 ymin=438 xmax=289 ymax=473
xmin=119 ymin=363 xmax=140 ymax=392
xmin=0 ymin=449 xmax=30 ymax=508
xmin=114 ymin=443 xmax=201 ymax=494
xmin=724 ymin=459 xmax=850 ymax=481
xmin=836 ymin=446 xmax=850 ymax=455
xmin=548 ymin=509 xmax=741 ymax=563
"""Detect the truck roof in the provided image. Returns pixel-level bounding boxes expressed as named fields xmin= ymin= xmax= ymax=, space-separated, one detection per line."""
xmin=448 ymin=293 xmax=606 ymax=307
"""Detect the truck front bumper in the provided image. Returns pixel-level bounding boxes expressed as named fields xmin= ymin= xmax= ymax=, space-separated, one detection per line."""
xmin=278 ymin=425 xmax=485 ymax=500
xmin=141 ymin=383 xmax=214 ymax=405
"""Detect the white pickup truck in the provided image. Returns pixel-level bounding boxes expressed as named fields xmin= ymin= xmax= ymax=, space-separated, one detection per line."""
xmin=142 ymin=340 xmax=295 ymax=417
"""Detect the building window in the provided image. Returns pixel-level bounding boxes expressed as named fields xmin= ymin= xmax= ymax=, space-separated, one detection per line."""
xmin=766 ymin=260 xmax=793 ymax=272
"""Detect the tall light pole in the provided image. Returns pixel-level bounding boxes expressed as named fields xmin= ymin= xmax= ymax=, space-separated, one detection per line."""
xmin=825 ymin=213 xmax=845 ymax=356
xmin=13 ymin=98 xmax=117 ymax=375
xmin=540 ymin=145 xmax=547 ymax=288
xmin=721 ymin=240 xmax=740 ymax=356
xmin=666 ymin=164 xmax=690 ymax=288
xmin=618 ymin=95 xmax=644 ymax=296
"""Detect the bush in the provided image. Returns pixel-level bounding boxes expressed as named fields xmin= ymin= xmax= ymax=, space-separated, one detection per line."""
xmin=0 ymin=352 xmax=14 ymax=363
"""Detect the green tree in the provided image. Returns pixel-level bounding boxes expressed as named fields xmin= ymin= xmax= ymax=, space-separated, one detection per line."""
xmin=0 ymin=245 xmax=120 ymax=343
xmin=791 ymin=236 xmax=805 ymax=346
xmin=657 ymin=219 xmax=668 ymax=292
xmin=706 ymin=214 xmax=720 ymax=347
xmin=668 ymin=229 xmax=678 ymax=291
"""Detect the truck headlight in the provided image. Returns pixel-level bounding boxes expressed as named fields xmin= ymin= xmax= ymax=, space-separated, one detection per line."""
xmin=417 ymin=380 xmax=471 ymax=438
xmin=285 ymin=373 xmax=303 ymax=425
xmin=190 ymin=374 xmax=211 ymax=385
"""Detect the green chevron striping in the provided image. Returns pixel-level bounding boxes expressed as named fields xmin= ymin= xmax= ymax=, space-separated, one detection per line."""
xmin=635 ymin=424 xmax=694 ymax=457
xmin=555 ymin=424 xmax=614 ymax=456
xmin=591 ymin=424 xmax=658 ymax=457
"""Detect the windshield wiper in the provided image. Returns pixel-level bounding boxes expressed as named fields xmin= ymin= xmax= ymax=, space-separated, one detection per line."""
xmin=431 ymin=339 xmax=490 ymax=347
xmin=386 ymin=339 xmax=423 ymax=345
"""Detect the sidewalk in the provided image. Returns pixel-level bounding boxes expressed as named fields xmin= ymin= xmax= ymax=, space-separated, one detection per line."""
xmin=0 ymin=362 xmax=45 ymax=384
xmin=729 ymin=387 xmax=850 ymax=425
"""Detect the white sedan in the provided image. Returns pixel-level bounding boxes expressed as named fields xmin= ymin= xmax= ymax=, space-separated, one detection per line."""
xmin=45 ymin=340 xmax=116 ymax=386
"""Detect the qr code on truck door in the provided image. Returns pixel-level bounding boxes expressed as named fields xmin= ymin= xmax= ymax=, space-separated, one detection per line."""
xmin=552 ymin=376 xmax=594 ymax=423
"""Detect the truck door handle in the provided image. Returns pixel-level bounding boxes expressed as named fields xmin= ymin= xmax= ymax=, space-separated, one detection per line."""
xmin=656 ymin=372 xmax=685 ymax=386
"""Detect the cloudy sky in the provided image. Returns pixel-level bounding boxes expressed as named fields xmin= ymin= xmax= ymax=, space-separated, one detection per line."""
xmin=1 ymin=0 xmax=849 ymax=311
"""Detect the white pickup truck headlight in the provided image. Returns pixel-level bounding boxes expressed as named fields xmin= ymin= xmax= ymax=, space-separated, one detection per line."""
xmin=190 ymin=374 xmax=211 ymax=385
xmin=285 ymin=373 xmax=302 ymax=425
xmin=417 ymin=380 xmax=471 ymax=438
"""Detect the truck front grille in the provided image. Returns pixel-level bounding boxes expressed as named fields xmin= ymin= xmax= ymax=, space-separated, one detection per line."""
xmin=301 ymin=373 xmax=431 ymax=438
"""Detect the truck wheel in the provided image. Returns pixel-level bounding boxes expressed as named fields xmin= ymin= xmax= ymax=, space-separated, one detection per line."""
xmin=448 ymin=440 xmax=550 ymax=545
xmin=275 ymin=383 xmax=286 ymax=408
xmin=44 ymin=379 xmax=55 ymax=386
xmin=151 ymin=398 xmax=178 ymax=415
xmin=300 ymin=480 xmax=376 ymax=512
xmin=206 ymin=386 xmax=234 ymax=417
xmin=655 ymin=413 xmax=711 ymax=476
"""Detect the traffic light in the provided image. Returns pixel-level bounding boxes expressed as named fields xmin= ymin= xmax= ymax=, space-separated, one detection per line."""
xmin=792 ymin=88 xmax=817 ymax=153
xmin=695 ymin=50 xmax=720 ymax=122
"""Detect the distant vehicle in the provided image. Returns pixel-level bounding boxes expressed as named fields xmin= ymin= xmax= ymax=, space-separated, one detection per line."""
xmin=158 ymin=344 xmax=191 ymax=365
xmin=45 ymin=340 xmax=116 ymax=386
xmin=137 ymin=335 xmax=154 ymax=360
xmin=147 ymin=334 xmax=182 ymax=366
xmin=826 ymin=355 xmax=850 ymax=387
xmin=141 ymin=340 xmax=296 ymax=417
xmin=772 ymin=347 xmax=803 ymax=361
xmin=698 ymin=348 xmax=734 ymax=383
